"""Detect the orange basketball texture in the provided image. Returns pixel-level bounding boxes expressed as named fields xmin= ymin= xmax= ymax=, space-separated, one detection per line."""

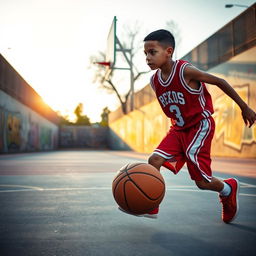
xmin=112 ymin=163 xmax=165 ymax=214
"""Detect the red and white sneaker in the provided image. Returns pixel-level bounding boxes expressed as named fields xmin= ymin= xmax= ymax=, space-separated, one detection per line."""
xmin=118 ymin=207 xmax=159 ymax=219
xmin=219 ymin=178 xmax=239 ymax=223
xmin=140 ymin=207 xmax=159 ymax=219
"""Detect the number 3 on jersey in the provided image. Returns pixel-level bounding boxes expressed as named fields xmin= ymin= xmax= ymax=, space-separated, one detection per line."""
xmin=169 ymin=105 xmax=185 ymax=127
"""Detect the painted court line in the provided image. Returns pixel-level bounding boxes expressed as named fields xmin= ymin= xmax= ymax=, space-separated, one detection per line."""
xmin=0 ymin=185 xmax=255 ymax=197
xmin=0 ymin=184 xmax=44 ymax=191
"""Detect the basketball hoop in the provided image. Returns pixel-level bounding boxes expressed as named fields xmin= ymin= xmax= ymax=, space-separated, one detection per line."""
xmin=94 ymin=61 xmax=111 ymax=67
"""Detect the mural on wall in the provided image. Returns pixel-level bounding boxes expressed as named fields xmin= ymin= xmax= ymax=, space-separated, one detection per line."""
xmin=213 ymin=84 xmax=256 ymax=151
xmin=0 ymin=108 xmax=5 ymax=151
xmin=109 ymin=101 xmax=170 ymax=153
xmin=40 ymin=126 xmax=52 ymax=150
xmin=0 ymin=107 xmax=22 ymax=152
xmin=6 ymin=111 xmax=22 ymax=151
xmin=109 ymin=81 xmax=256 ymax=157
xmin=27 ymin=115 xmax=40 ymax=150
xmin=0 ymin=106 xmax=57 ymax=153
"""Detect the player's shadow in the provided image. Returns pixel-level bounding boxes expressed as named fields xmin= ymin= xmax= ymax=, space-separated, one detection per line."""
xmin=151 ymin=232 xmax=230 ymax=256
xmin=230 ymin=223 xmax=256 ymax=233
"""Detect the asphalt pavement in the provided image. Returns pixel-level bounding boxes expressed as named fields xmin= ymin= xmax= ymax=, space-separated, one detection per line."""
xmin=0 ymin=150 xmax=255 ymax=256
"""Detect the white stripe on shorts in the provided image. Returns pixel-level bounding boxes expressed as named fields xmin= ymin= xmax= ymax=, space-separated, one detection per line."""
xmin=153 ymin=149 xmax=174 ymax=160
xmin=186 ymin=119 xmax=212 ymax=181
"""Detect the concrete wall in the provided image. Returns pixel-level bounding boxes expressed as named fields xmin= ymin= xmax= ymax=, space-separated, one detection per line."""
xmin=0 ymin=90 xmax=58 ymax=153
xmin=109 ymin=100 xmax=170 ymax=153
xmin=108 ymin=6 xmax=256 ymax=158
xmin=0 ymin=54 xmax=60 ymax=153
xmin=59 ymin=125 xmax=109 ymax=148
xmin=0 ymin=54 xmax=60 ymax=125
xmin=208 ymin=46 xmax=256 ymax=157
xmin=108 ymin=46 xmax=256 ymax=158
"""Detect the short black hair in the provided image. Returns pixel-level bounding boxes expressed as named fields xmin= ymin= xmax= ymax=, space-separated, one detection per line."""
xmin=144 ymin=29 xmax=175 ymax=49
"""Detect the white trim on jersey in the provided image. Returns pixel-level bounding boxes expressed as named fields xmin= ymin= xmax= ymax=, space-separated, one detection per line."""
xmin=198 ymin=86 xmax=206 ymax=109
xmin=202 ymin=109 xmax=212 ymax=119
xmin=153 ymin=149 xmax=174 ymax=160
xmin=186 ymin=118 xmax=212 ymax=181
xmin=179 ymin=63 xmax=203 ymax=95
xmin=205 ymin=109 xmax=212 ymax=116
xmin=158 ymin=60 xmax=179 ymax=87
xmin=180 ymin=62 xmax=212 ymax=119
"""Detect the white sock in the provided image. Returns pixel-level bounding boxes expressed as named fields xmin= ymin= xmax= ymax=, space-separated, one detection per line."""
xmin=219 ymin=182 xmax=231 ymax=197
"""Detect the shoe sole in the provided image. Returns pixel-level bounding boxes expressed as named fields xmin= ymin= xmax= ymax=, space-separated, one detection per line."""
xmin=118 ymin=207 xmax=158 ymax=219
xmin=141 ymin=213 xmax=158 ymax=219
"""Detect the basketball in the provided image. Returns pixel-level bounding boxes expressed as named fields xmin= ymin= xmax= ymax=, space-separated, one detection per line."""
xmin=112 ymin=163 xmax=165 ymax=214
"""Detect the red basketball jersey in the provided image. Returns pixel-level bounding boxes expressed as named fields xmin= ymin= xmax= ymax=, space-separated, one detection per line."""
xmin=150 ymin=60 xmax=214 ymax=130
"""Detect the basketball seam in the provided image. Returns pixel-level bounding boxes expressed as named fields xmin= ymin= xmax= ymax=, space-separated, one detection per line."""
xmin=126 ymin=172 xmax=165 ymax=201
xmin=123 ymin=179 xmax=163 ymax=214
xmin=112 ymin=164 xmax=165 ymax=213
xmin=112 ymin=163 xmax=144 ymax=183
xmin=123 ymin=179 xmax=132 ymax=212
xmin=128 ymin=172 xmax=165 ymax=185
xmin=113 ymin=171 xmax=165 ymax=198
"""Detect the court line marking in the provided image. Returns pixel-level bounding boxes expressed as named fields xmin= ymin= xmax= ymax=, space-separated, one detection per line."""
xmin=0 ymin=185 xmax=255 ymax=197
xmin=166 ymin=188 xmax=256 ymax=197
xmin=0 ymin=184 xmax=44 ymax=191
xmin=214 ymin=176 xmax=256 ymax=188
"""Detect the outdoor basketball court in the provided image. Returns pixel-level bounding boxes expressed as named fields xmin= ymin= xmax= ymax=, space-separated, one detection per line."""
xmin=0 ymin=150 xmax=256 ymax=256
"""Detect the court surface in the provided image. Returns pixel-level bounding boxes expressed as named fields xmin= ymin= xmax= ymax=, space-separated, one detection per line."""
xmin=0 ymin=150 xmax=255 ymax=256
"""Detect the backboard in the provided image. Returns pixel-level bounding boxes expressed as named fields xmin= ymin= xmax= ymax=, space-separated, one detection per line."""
xmin=106 ymin=16 xmax=117 ymax=69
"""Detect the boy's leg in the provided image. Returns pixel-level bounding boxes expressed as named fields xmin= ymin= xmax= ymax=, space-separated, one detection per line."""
xmin=119 ymin=153 xmax=168 ymax=219
xmin=148 ymin=153 xmax=166 ymax=170
xmin=194 ymin=176 xmax=224 ymax=192
xmin=185 ymin=117 xmax=239 ymax=223
xmin=147 ymin=128 xmax=185 ymax=218
xmin=144 ymin=154 xmax=164 ymax=218
xmin=148 ymin=128 xmax=185 ymax=173
xmin=193 ymin=176 xmax=239 ymax=224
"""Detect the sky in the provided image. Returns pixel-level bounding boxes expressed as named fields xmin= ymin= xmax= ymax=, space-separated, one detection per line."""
xmin=0 ymin=0 xmax=255 ymax=122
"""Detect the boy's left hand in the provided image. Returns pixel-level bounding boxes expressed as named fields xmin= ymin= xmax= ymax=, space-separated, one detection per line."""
xmin=242 ymin=106 xmax=256 ymax=127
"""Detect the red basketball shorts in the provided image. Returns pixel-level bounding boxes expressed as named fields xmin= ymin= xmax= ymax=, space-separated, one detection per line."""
xmin=153 ymin=117 xmax=215 ymax=181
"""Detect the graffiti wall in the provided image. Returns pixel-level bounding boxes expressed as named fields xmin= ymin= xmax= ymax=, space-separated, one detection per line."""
xmin=0 ymin=90 xmax=58 ymax=153
xmin=109 ymin=100 xmax=170 ymax=153
xmin=109 ymin=47 xmax=256 ymax=158
xmin=208 ymin=46 xmax=256 ymax=157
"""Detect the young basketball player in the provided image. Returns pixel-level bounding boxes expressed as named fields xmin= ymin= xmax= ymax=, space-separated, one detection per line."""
xmin=140 ymin=29 xmax=256 ymax=223
xmin=119 ymin=29 xmax=256 ymax=222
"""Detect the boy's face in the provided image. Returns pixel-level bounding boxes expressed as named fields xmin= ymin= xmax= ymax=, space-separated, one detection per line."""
xmin=144 ymin=40 xmax=173 ymax=70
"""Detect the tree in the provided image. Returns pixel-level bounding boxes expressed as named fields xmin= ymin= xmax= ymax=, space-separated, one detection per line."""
xmin=90 ymin=52 xmax=129 ymax=114
xmin=91 ymin=20 xmax=181 ymax=115
xmin=59 ymin=116 xmax=72 ymax=125
xmin=165 ymin=20 xmax=182 ymax=59
xmin=56 ymin=111 xmax=73 ymax=126
xmin=90 ymin=22 xmax=149 ymax=115
xmin=99 ymin=107 xmax=110 ymax=127
xmin=74 ymin=103 xmax=91 ymax=126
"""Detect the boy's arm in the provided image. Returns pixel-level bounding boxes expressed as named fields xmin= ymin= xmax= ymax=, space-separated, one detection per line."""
xmin=184 ymin=65 xmax=256 ymax=127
